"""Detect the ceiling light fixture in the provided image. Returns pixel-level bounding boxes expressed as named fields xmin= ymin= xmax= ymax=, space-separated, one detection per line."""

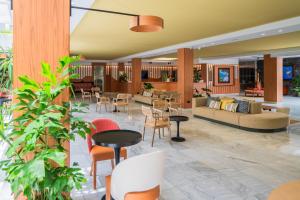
xmin=70 ymin=5 xmax=163 ymax=33
xmin=261 ymin=33 xmax=266 ymax=36
xmin=278 ymin=29 xmax=283 ymax=33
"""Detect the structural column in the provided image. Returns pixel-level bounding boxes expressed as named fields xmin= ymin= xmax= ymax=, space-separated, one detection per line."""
xmin=13 ymin=0 xmax=70 ymax=162
xmin=264 ymin=54 xmax=283 ymax=102
xmin=177 ymin=48 xmax=194 ymax=108
xmin=131 ymin=58 xmax=142 ymax=95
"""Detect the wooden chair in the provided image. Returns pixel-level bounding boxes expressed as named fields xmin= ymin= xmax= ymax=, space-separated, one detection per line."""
xmin=152 ymin=99 xmax=168 ymax=117
xmin=105 ymin=151 xmax=165 ymax=200
xmin=91 ymin=86 xmax=101 ymax=97
xmin=81 ymin=88 xmax=92 ymax=102
xmin=87 ymin=118 xmax=127 ymax=189
xmin=141 ymin=106 xmax=171 ymax=147
xmin=112 ymin=93 xmax=129 ymax=113
xmin=168 ymin=94 xmax=182 ymax=114
xmin=95 ymin=92 xmax=111 ymax=112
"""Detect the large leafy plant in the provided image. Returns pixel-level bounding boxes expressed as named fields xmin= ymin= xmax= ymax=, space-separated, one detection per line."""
xmin=0 ymin=56 xmax=91 ymax=200
xmin=0 ymin=48 xmax=13 ymax=92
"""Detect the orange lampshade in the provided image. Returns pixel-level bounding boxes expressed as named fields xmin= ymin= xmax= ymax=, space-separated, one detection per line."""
xmin=129 ymin=15 xmax=164 ymax=32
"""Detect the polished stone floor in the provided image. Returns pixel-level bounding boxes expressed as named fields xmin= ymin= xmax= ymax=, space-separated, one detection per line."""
xmin=70 ymin=101 xmax=300 ymax=200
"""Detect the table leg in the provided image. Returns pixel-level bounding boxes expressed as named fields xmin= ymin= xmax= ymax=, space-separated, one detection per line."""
xmin=113 ymin=105 xmax=120 ymax=112
xmin=101 ymin=147 xmax=121 ymax=200
xmin=171 ymin=121 xmax=186 ymax=142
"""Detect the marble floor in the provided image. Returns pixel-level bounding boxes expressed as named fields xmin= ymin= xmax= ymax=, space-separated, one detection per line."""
xmin=70 ymin=102 xmax=300 ymax=200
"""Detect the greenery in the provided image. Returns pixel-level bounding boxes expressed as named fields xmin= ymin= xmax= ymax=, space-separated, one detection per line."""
xmin=0 ymin=48 xmax=13 ymax=92
xmin=292 ymin=75 xmax=300 ymax=96
xmin=0 ymin=56 xmax=91 ymax=200
xmin=144 ymin=82 xmax=154 ymax=90
xmin=119 ymin=72 xmax=128 ymax=83
xmin=193 ymin=69 xmax=201 ymax=83
xmin=202 ymin=87 xmax=212 ymax=97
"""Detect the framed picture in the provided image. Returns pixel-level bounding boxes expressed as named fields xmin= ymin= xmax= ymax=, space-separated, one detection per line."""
xmin=218 ymin=68 xmax=230 ymax=83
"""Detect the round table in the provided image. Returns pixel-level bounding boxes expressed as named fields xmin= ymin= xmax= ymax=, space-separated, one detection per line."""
xmin=169 ymin=115 xmax=189 ymax=142
xmin=268 ymin=181 xmax=300 ymax=200
xmin=92 ymin=129 xmax=142 ymax=200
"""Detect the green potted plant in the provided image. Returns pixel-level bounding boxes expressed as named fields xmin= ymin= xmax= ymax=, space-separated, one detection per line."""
xmin=0 ymin=48 xmax=13 ymax=97
xmin=144 ymin=82 xmax=154 ymax=90
xmin=119 ymin=72 xmax=128 ymax=83
xmin=193 ymin=69 xmax=201 ymax=83
xmin=0 ymin=56 xmax=91 ymax=200
xmin=292 ymin=75 xmax=300 ymax=96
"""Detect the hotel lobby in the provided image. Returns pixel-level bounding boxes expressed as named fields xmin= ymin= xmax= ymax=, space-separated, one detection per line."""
xmin=1 ymin=0 xmax=300 ymax=200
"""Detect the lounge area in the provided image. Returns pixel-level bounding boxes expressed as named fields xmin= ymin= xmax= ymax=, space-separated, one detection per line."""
xmin=1 ymin=0 xmax=300 ymax=200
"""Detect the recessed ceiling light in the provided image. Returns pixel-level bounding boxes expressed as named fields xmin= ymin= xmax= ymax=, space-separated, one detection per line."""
xmin=261 ymin=33 xmax=266 ymax=36
xmin=197 ymin=47 xmax=201 ymax=50
xmin=211 ymin=42 xmax=216 ymax=45
xmin=278 ymin=29 xmax=283 ymax=33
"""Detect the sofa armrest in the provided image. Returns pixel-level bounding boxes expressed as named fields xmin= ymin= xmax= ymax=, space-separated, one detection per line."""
xmin=192 ymin=97 xmax=207 ymax=109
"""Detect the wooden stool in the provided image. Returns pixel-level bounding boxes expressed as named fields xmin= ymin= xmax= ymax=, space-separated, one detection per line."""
xmin=268 ymin=181 xmax=300 ymax=200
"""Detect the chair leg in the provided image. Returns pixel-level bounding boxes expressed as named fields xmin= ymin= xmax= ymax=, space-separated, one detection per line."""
xmin=163 ymin=128 xmax=165 ymax=137
xmin=105 ymin=104 xmax=107 ymax=112
xmin=143 ymin=126 xmax=146 ymax=141
xmin=96 ymin=104 xmax=98 ymax=112
xmin=151 ymin=128 xmax=156 ymax=147
xmin=159 ymin=128 xmax=161 ymax=139
xmin=93 ymin=161 xmax=97 ymax=190
xmin=90 ymin=162 xmax=93 ymax=176
xmin=111 ymin=159 xmax=115 ymax=169
xmin=168 ymin=127 xmax=171 ymax=138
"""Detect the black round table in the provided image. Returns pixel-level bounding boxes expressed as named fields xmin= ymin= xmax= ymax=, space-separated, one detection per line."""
xmin=169 ymin=115 xmax=189 ymax=142
xmin=92 ymin=129 xmax=142 ymax=200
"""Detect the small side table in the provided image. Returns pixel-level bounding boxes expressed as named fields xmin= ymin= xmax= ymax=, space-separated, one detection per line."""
xmin=169 ymin=115 xmax=189 ymax=142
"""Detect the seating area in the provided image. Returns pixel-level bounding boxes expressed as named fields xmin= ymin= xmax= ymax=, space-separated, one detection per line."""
xmin=1 ymin=1 xmax=300 ymax=200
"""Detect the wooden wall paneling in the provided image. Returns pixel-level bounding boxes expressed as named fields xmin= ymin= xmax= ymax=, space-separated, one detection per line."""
xmin=132 ymin=58 xmax=142 ymax=95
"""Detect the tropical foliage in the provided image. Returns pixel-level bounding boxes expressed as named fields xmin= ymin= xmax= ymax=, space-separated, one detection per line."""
xmin=0 ymin=48 xmax=13 ymax=91
xmin=0 ymin=56 xmax=91 ymax=200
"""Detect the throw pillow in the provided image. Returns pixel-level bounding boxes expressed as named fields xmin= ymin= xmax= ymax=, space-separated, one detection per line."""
xmin=208 ymin=100 xmax=216 ymax=108
xmin=224 ymin=103 xmax=239 ymax=112
xmin=213 ymin=101 xmax=221 ymax=110
xmin=143 ymin=91 xmax=152 ymax=97
xmin=206 ymin=97 xmax=220 ymax=107
xmin=235 ymin=100 xmax=250 ymax=113
xmin=220 ymin=99 xmax=235 ymax=110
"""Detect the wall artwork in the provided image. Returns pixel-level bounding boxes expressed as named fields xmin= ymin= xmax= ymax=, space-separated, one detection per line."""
xmin=218 ymin=68 xmax=230 ymax=83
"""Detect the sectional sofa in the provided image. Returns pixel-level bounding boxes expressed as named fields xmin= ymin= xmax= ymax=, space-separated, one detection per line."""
xmin=192 ymin=97 xmax=289 ymax=133
xmin=134 ymin=90 xmax=178 ymax=105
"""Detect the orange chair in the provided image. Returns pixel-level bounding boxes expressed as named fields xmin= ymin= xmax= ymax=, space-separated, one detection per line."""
xmin=87 ymin=118 xmax=127 ymax=189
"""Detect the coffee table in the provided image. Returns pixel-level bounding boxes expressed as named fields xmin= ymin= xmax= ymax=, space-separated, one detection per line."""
xmin=169 ymin=115 xmax=189 ymax=142
xmin=92 ymin=129 xmax=142 ymax=200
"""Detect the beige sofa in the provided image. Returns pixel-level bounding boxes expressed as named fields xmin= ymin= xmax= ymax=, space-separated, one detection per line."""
xmin=134 ymin=90 xmax=178 ymax=105
xmin=192 ymin=97 xmax=289 ymax=132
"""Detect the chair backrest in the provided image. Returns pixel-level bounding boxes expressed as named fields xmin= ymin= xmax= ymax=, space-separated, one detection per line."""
xmin=153 ymin=99 xmax=166 ymax=110
xmin=141 ymin=106 xmax=153 ymax=118
xmin=80 ymin=88 xmax=84 ymax=93
xmin=87 ymin=118 xmax=120 ymax=152
xmin=111 ymin=151 xmax=165 ymax=200
xmin=95 ymin=92 xmax=101 ymax=99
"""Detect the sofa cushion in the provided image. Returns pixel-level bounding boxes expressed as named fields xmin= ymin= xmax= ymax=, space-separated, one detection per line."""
xmin=214 ymin=109 xmax=244 ymax=126
xmin=235 ymin=100 xmax=250 ymax=113
xmin=206 ymin=97 xmax=220 ymax=107
xmin=143 ymin=91 xmax=152 ymax=97
xmin=220 ymin=98 xmax=235 ymax=110
xmin=239 ymin=112 xmax=289 ymax=130
xmin=224 ymin=103 xmax=239 ymax=112
xmin=134 ymin=95 xmax=152 ymax=105
xmin=193 ymin=107 xmax=215 ymax=119
xmin=249 ymin=102 xmax=262 ymax=114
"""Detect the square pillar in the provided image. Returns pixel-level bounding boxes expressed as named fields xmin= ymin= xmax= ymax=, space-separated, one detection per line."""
xmin=13 ymin=0 xmax=70 ymax=164
xmin=132 ymin=58 xmax=142 ymax=95
xmin=264 ymin=54 xmax=283 ymax=102
xmin=177 ymin=48 xmax=193 ymax=108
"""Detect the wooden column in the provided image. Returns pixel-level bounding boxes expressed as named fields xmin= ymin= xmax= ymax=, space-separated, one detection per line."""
xmin=264 ymin=54 xmax=283 ymax=102
xmin=177 ymin=48 xmax=193 ymax=108
xmin=132 ymin=58 xmax=142 ymax=95
xmin=200 ymin=63 xmax=208 ymax=83
xmin=13 ymin=0 xmax=70 ymax=162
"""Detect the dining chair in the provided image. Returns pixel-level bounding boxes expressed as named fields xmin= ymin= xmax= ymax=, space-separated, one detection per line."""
xmin=152 ymin=99 xmax=168 ymax=115
xmin=87 ymin=118 xmax=127 ymax=189
xmin=141 ymin=106 xmax=171 ymax=147
xmin=112 ymin=93 xmax=129 ymax=113
xmin=166 ymin=94 xmax=181 ymax=114
xmin=95 ymin=92 xmax=111 ymax=112
xmin=81 ymin=88 xmax=92 ymax=102
xmin=105 ymin=151 xmax=165 ymax=200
